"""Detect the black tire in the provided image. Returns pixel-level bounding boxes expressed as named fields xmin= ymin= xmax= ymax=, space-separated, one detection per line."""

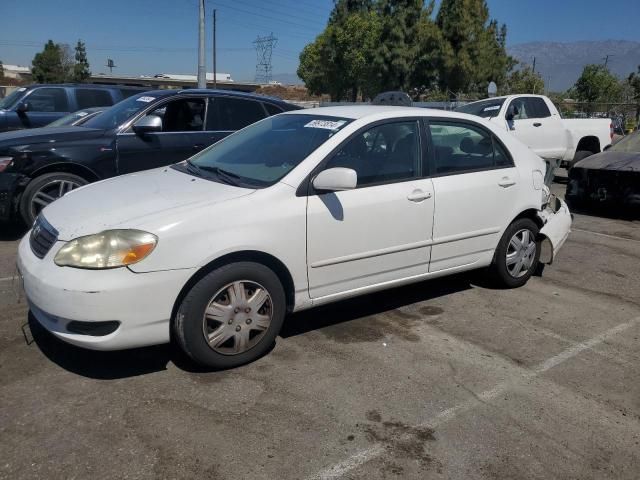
xmin=490 ymin=218 xmax=541 ymax=288
xmin=174 ymin=262 xmax=286 ymax=369
xmin=568 ymin=150 xmax=593 ymax=170
xmin=19 ymin=172 xmax=88 ymax=226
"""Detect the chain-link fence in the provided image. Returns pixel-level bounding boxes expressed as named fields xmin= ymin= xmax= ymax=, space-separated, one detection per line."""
xmin=557 ymin=102 xmax=640 ymax=133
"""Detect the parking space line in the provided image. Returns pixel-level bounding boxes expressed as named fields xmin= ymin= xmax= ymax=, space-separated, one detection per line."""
xmin=309 ymin=317 xmax=640 ymax=480
xmin=573 ymin=228 xmax=640 ymax=244
xmin=0 ymin=276 xmax=14 ymax=283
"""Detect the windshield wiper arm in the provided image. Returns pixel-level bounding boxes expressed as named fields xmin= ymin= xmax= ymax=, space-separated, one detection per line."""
xmin=196 ymin=164 xmax=242 ymax=186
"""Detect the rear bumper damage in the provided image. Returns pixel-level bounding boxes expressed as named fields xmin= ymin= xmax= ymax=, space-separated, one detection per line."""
xmin=538 ymin=195 xmax=572 ymax=264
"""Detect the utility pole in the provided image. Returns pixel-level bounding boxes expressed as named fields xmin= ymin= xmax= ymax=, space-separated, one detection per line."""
xmin=603 ymin=54 xmax=614 ymax=68
xmin=213 ymin=8 xmax=217 ymax=88
xmin=532 ymin=56 xmax=536 ymax=74
xmin=197 ymin=0 xmax=206 ymax=88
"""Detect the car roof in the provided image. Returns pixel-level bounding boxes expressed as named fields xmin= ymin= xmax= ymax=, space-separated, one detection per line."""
xmin=282 ymin=105 xmax=468 ymax=120
xmin=24 ymin=83 xmax=145 ymax=90
xmin=127 ymin=88 xmax=292 ymax=106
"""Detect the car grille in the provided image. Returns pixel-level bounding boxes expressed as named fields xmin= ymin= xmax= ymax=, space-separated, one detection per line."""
xmin=29 ymin=216 xmax=59 ymax=259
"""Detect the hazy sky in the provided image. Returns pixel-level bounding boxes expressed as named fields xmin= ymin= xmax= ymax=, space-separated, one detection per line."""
xmin=1 ymin=0 xmax=638 ymax=81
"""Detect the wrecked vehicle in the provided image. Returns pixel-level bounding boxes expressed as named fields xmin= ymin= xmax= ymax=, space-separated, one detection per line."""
xmin=16 ymin=106 xmax=571 ymax=369
xmin=566 ymin=129 xmax=640 ymax=207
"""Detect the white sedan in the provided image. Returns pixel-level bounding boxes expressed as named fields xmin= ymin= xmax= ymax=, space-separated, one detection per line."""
xmin=17 ymin=106 xmax=572 ymax=368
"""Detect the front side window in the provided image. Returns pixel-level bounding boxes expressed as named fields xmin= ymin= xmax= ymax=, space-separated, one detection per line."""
xmin=24 ymin=88 xmax=69 ymax=112
xmin=429 ymin=121 xmax=511 ymax=175
xmin=148 ymin=98 xmax=205 ymax=132
xmin=180 ymin=114 xmax=352 ymax=187
xmin=264 ymin=102 xmax=284 ymax=116
xmin=207 ymin=97 xmax=266 ymax=131
xmin=508 ymin=97 xmax=551 ymax=120
xmin=75 ymin=89 xmax=113 ymax=109
xmin=325 ymin=121 xmax=420 ymax=187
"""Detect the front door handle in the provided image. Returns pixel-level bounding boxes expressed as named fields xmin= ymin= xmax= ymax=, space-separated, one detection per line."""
xmin=498 ymin=177 xmax=516 ymax=188
xmin=533 ymin=122 xmax=542 ymax=127
xmin=407 ymin=189 xmax=432 ymax=202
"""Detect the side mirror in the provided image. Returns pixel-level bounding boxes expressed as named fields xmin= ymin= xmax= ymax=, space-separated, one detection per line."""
xmin=312 ymin=167 xmax=357 ymax=192
xmin=132 ymin=115 xmax=162 ymax=135
xmin=603 ymin=144 xmax=612 ymax=151
xmin=505 ymin=104 xmax=517 ymax=121
xmin=16 ymin=102 xmax=28 ymax=114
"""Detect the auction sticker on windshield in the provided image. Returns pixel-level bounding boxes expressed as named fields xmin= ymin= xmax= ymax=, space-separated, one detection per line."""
xmin=483 ymin=105 xmax=501 ymax=112
xmin=136 ymin=96 xmax=156 ymax=103
xmin=304 ymin=119 xmax=347 ymax=130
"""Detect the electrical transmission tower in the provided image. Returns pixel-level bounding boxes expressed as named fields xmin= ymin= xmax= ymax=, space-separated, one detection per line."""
xmin=253 ymin=34 xmax=277 ymax=84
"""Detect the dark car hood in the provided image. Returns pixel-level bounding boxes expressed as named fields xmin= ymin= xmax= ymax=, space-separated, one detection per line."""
xmin=574 ymin=151 xmax=640 ymax=172
xmin=0 ymin=126 xmax=106 ymax=148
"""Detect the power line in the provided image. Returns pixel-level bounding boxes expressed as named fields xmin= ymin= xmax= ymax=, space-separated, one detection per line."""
xmin=219 ymin=0 xmax=321 ymax=28
xmin=212 ymin=2 xmax=319 ymax=33
xmin=254 ymin=33 xmax=277 ymax=83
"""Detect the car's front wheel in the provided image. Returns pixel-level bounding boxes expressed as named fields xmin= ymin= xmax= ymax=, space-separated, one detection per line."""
xmin=490 ymin=218 xmax=541 ymax=288
xmin=20 ymin=172 xmax=88 ymax=225
xmin=174 ymin=262 xmax=286 ymax=369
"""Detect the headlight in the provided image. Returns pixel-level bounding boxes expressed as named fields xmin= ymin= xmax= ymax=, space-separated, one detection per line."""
xmin=54 ymin=230 xmax=157 ymax=269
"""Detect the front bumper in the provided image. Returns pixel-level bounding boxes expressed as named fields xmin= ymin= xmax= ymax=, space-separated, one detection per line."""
xmin=17 ymin=233 xmax=196 ymax=351
xmin=538 ymin=196 xmax=572 ymax=264
xmin=0 ymin=172 xmax=24 ymax=222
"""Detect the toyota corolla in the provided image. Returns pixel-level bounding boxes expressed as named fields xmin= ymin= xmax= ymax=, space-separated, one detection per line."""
xmin=16 ymin=106 xmax=572 ymax=368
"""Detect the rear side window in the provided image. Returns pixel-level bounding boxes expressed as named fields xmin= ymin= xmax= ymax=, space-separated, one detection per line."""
xmin=75 ymin=89 xmax=114 ymax=109
xmin=24 ymin=88 xmax=69 ymax=112
xmin=429 ymin=121 xmax=512 ymax=175
xmin=263 ymin=102 xmax=284 ymax=116
xmin=527 ymin=97 xmax=551 ymax=118
xmin=206 ymin=97 xmax=266 ymax=131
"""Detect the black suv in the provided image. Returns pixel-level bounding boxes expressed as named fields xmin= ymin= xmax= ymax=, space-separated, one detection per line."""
xmin=0 ymin=84 xmax=147 ymax=132
xmin=0 ymin=89 xmax=299 ymax=224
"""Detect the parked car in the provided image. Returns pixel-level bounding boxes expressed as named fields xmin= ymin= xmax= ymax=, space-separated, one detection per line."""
xmin=45 ymin=107 xmax=106 ymax=127
xmin=456 ymin=95 xmax=613 ymax=176
xmin=16 ymin=106 xmax=572 ymax=369
xmin=566 ymin=129 xmax=640 ymax=207
xmin=0 ymin=89 xmax=299 ymax=224
xmin=0 ymin=84 xmax=146 ymax=132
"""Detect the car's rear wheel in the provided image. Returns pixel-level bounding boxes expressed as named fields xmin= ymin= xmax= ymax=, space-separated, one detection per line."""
xmin=20 ymin=172 xmax=88 ymax=225
xmin=490 ymin=218 xmax=541 ymax=288
xmin=174 ymin=262 xmax=286 ymax=369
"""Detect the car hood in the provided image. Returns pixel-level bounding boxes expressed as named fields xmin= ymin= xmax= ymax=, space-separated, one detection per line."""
xmin=41 ymin=166 xmax=256 ymax=240
xmin=574 ymin=151 xmax=640 ymax=172
xmin=0 ymin=126 xmax=106 ymax=148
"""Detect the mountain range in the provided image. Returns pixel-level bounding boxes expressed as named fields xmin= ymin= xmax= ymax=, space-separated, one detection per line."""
xmin=271 ymin=40 xmax=640 ymax=92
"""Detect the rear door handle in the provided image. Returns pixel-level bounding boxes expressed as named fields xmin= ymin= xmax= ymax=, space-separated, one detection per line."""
xmin=498 ymin=177 xmax=516 ymax=188
xmin=533 ymin=122 xmax=542 ymax=127
xmin=407 ymin=189 xmax=432 ymax=202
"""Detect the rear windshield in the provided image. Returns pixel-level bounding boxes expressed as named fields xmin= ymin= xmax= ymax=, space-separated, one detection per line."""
xmin=610 ymin=130 xmax=640 ymax=153
xmin=456 ymin=98 xmax=506 ymax=118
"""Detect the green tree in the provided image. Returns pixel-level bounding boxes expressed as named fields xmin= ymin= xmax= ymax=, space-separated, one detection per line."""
xmin=572 ymin=64 xmax=621 ymax=103
xmin=31 ymin=40 xmax=65 ymax=83
xmin=504 ymin=65 xmax=545 ymax=94
xmin=410 ymin=1 xmax=445 ymax=94
xmin=436 ymin=0 xmax=512 ymax=96
xmin=371 ymin=0 xmax=423 ymax=92
xmin=73 ymin=40 xmax=91 ymax=82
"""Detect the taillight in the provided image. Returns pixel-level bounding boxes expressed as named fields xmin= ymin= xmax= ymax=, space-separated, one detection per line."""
xmin=0 ymin=156 xmax=13 ymax=172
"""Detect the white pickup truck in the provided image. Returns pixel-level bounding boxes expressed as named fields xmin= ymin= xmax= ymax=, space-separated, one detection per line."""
xmin=456 ymin=95 xmax=613 ymax=175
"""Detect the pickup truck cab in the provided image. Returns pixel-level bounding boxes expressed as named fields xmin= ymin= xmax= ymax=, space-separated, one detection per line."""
xmin=0 ymin=84 xmax=146 ymax=132
xmin=456 ymin=95 xmax=613 ymax=172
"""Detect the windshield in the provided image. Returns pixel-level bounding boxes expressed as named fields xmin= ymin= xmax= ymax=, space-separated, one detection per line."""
xmin=456 ymin=98 xmax=506 ymax=118
xmin=180 ymin=114 xmax=352 ymax=187
xmin=610 ymin=130 xmax=640 ymax=153
xmin=0 ymin=88 xmax=27 ymax=110
xmin=82 ymin=93 xmax=159 ymax=130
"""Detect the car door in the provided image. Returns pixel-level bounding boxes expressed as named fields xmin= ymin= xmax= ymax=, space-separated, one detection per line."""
xmin=506 ymin=96 xmax=566 ymax=160
xmin=116 ymin=96 xmax=207 ymax=174
xmin=428 ymin=120 xmax=520 ymax=272
xmin=16 ymin=87 xmax=70 ymax=128
xmin=306 ymin=119 xmax=435 ymax=299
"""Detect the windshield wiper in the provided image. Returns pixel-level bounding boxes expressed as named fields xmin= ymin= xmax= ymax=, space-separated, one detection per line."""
xmin=188 ymin=161 xmax=242 ymax=186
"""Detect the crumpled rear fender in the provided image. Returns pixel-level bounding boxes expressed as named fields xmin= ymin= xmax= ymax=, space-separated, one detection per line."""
xmin=538 ymin=196 xmax=572 ymax=264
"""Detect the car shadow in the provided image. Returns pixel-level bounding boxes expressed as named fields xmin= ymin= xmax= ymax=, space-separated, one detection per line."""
xmin=28 ymin=272 xmax=479 ymax=380
xmin=0 ymin=222 xmax=28 ymax=241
